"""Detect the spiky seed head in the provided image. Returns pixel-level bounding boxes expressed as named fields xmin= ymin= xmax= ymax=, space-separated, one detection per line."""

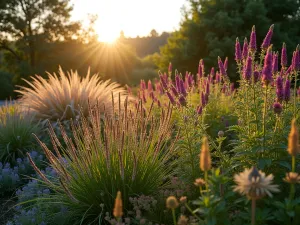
xmin=178 ymin=215 xmax=189 ymax=225
xmin=113 ymin=191 xmax=123 ymax=218
xmin=288 ymin=119 xmax=299 ymax=156
xmin=200 ymin=137 xmax=211 ymax=171
xmin=166 ymin=196 xmax=179 ymax=209
xmin=233 ymin=167 xmax=279 ymax=199
xmin=283 ymin=172 xmax=300 ymax=184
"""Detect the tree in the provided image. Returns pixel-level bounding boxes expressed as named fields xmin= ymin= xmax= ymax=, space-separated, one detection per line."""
xmin=156 ymin=0 xmax=300 ymax=80
xmin=0 ymin=0 xmax=80 ymax=70
xmin=150 ymin=29 xmax=158 ymax=37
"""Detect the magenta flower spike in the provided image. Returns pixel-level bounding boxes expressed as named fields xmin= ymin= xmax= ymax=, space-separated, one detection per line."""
xmin=249 ymin=26 xmax=257 ymax=52
xmin=230 ymin=83 xmax=235 ymax=93
xmin=276 ymin=76 xmax=284 ymax=102
xmin=160 ymin=75 xmax=168 ymax=89
xmin=197 ymin=105 xmax=203 ymax=115
xmin=188 ymin=74 xmax=194 ymax=87
xmin=147 ymin=80 xmax=153 ymax=91
xmin=285 ymin=65 xmax=292 ymax=76
xmin=198 ymin=62 xmax=203 ymax=78
xmin=281 ymin=43 xmax=288 ymax=68
xmin=292 ymin=45 xmax=300 ymax=71
xmin=243 ymin=56 xmax=252 ymax=81
xmin=253 ymin=70 xmax=260 ymax=83
xmin=215 ymin=72 xmax=220 ymax=83
xmin=284 ymin=79 xmax=291 ymax=102
xmin=166 ymin=92 xmax=176 ymax=105
xmin=242 ymin=38 xmax=248 ymax=59
xmin=210 ymin=67 xmax=215 ymax=77
xmin=179 ymin=78 xmax=187 ymax=97
xmin=235 ymin=37 xmax=242 ymax=62
xmin=272 ymin=52 xmax=278 ymax=73
xmin=178 ymin=96 xmax=187 ymax=107
xmin=261 ymin=24 xmax=274 ymax=50
xmin=205 ymin=80 xmax=210 ymax=95
xmin=262 ymin=46 xmax=273 ymax=86
xmin=200 ymin=59 xmax=205 ymax=75
xmin=201 ymin=92 xmax=206 ymax=106
xmin=224 ymin=57 xmax=228 ymax=71
xmin=218 ymin=56 xmax=227 ymax=77
xmin=171 ymin=86 xmax=179 ymax=97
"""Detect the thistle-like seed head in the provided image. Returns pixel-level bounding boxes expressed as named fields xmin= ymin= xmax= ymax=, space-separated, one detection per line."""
xmin=166 ymin=196 xmax=179 ymax=209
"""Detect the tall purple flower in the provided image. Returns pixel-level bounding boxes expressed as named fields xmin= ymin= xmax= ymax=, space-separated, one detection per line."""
xmin=281 ymin=43 xmax=287 ymax=68
xmin=215 ymin=72 xmax=220 ymax=83
xmin=198 ymin=63 xmax=203 ymax=78
xmin=140 ymin=80 xmax=146 ymax=91
xmin=166 ymin=92 xmax=176 ymax=105
xmin=285 ymin=65 xmax=292 ymax=76
xmin=147 ymin=80 xmax=153 ymax=91
xmin=179 ymin=78 xmax=187 ymax=97
xmin=171 ymin=86 xmax=179 ymax=97
xmin=284 ymin=79 xmax=291 ymax=102
xmin=276 ymin=76 xmax=284 ymax=102
xmin=242 ymin=38 xmax=248 ymax=60
xmin=224 ymin=57 xmax=228 ymax=71
xmin=210 ymin=67 xmax=215 ymax=77
xmin=201 ymin=92 xmax=206 ymax=106
xmin=160 ymin=75 xmax=168 ymax=89
xmin=205 ymin=81 xmax=210 ymax=95
xmin=188 ymin=74 xmax=194 ymax=87
xmin=200 ymin=59 xmax=205 ymax=75
xmin=262 ymin=46 xmax=273 ymax=86
xmin=178 ymin=96 xmax=187 ymax=107
xmin=197 ymin=105 xmax=203 ymax=115
xmin=292 ymin=45 xmax=300 ymax=71
xmin=249 ymin=26 xmax=256 ymax=52
xmin=155 ymin=81 xmax=163 ymax=95
xmin=243 ymin=56 xmax=252 ymax=81
xmin=235 ymin=37 xmax=242 ymax=62
xmin=218 ymin=56 xmax=227 ymax=77
xmin=261 ymin=24 xmax=274 ymax=50
xmin=230 ymin=83 xmax=235 ymax=93
xmin=272 ymin=52 xmax=278 ymax=73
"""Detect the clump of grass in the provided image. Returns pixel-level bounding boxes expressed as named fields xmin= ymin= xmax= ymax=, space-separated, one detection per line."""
xmin=28 ymin=98 xmax=178 ymax=224
xmin=0 ymin=102 xmax=40 ymax=163
xmin=17 ymin=68 xmax=128 ymax=123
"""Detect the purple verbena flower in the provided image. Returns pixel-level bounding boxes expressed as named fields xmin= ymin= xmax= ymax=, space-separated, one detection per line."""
xmin=292 ymin=45 xmax=300 ymax=71
xmin=235 ymin=37 xmax=242 ymax=62
xmin=253 ymin=70 xmax=260 ymax=83
xmin=285 ymin=65 xmax=292 ymax=76
xmin=276 ymin=76 xmax=284 ymax=102
xmin=179 ymin=78 xmax=187 ymax=97
xmin=249 ymin=26 xmax=257 ymax=51
xmin=261 ymin=24 xmax=274 ymax=50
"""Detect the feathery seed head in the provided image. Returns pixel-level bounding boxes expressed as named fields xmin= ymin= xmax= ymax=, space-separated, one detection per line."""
xmin=288 ymin=119 xmax=299 ymax=156
xmin=200 ymin=136 xmax=211 ymax=171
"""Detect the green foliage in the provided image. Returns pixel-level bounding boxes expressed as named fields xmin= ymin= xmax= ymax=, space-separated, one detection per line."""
xmin=0 ymin=103 xmax=40 ymax=162
xmin=0 ymin=71 xmax=14 ymax=100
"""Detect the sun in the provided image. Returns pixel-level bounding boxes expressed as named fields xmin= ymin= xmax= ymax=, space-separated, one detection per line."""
xmin=95 ymin=20 xmax=120 ymax=43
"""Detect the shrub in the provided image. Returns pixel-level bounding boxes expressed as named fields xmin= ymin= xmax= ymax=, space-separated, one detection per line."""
xmin=0 ymin=103 xmax=40 ymax=162
xmin=29 ymin=98 xmax=178 ymax=224
xmin=16 ymin=68 xmax=128 ymax=123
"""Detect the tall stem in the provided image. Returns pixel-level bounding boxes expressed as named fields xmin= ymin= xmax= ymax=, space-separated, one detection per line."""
xmin=262 ymin=86 xmax=268 ymax=154
xmin=171 ymin=209 xmax=177 ymax=225
xmin=251 ymin=198 xmax=256 ymax=225
xmin=204 ymin=171 xmax=208 ymax=191
xmin=289 ymin=156 xmax=296 ymax=200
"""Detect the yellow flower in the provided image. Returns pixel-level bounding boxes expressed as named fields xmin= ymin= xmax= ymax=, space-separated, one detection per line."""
xmin=283 ymin=172 xmax=300 ymax=184
xmin=233 ymin=167 xmax=279 ymax=199
xmin=166 ymin=196 xmax=179 ymax=209
xmin=200 ymin=137 xmax=211 ymax=171
xmin=113 ymin=191 xmax=123 ymax=218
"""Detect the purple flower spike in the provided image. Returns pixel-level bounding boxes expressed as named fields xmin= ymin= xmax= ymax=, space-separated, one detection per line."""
xmin=188 ymin=74 xmax=194 ymax=87
xmin=285 ymin=65 xmax=292 ymax=76
xmin=215 ymin=72 xmax=220 ymax=83
xmin=235 ymin=37 xmax=242 ymax=62
xmin=168 ymin=62 xmax=172 ymax=74
xmin=224 ymin=57 xmax=228 ymax=71
xmin=175 ymin=74 xmax=180 ymax=91
xmin=147 ymin=80 xmax=153 ymax=91
xmin=284 ymin=79 xmax=291 ymax=102
xmin=218 ymin=56 xmax=227 ymax=77
xmin=210 ymin=67 xmax=215 ymax=77
xmin=281 ymin=43 xmax=288 ymax=68
xmin=272 ymin=52 xmax=278 ymax=73
xmin=201 ymin=92 xmax=206 ymax=106
xmin=198 ymin=63 xmax=203 ymax=78
xmin=166 ymin=92 xmax=176 ymax=105
xmin=242 ymin=38 xmax=248 ymax=59
xmin=273 ymin=102 xmax=282 ymax=115
xmin=253 ymin=70 xmax=260 ymax=83
xmin=292 ymin=45 xmax=300 ymax=71
xmin=276 ymin=76 xmax=284 ymax=102
xmin=261 ymin=24 xmax=274 ymax=50
xmin=140 ymin=80 xmax=146 ymax=91
xmin=243 ymin=56 xmax=252 ymax=81
xmin=171 ymin=86 xmax=179 ymax=97
xmin=160 ymin=75 xmax=168 ymax=89
xmin=262 ymin=46 xmax=273 ymax=86
xmin=230 ymin=83 xmax=235 ymax=93
xmin=200 ymin=59 xmax=205 ymax=75
xmin=179 ymin=78 xmax=187 ymax=97
xmin=206 ymin=81 xmax=210 ymax=95
xmin=249 ymin=26 xmax=257 ymax=51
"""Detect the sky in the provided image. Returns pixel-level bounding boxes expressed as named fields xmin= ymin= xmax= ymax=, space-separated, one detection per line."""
xmin=71 ymin=0 xmax=187 ymax=42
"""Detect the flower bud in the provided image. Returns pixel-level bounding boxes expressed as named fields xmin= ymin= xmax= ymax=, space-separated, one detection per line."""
xmin=200 ymin=137 xmax=211 ymax=171
xmin=287 ymin=119 xmax=299 ymax=156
